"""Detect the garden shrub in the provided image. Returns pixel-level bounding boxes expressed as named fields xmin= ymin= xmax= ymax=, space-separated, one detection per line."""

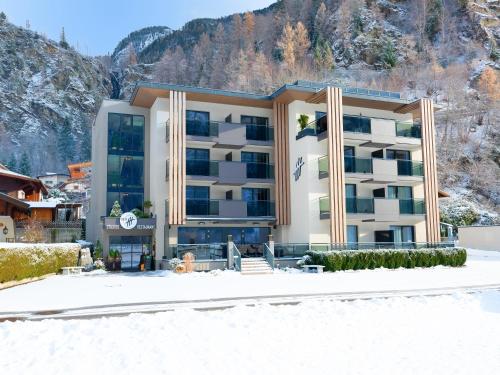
xmin=305 ymin=248 xmax=467 ymax=272
xmin=0 ymin=243 xmax=80 ymax=283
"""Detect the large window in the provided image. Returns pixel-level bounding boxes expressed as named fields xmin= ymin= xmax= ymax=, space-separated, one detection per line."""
xmin=241 ymin=115 xmax=271 ymax=141
xmin=108 ymin=113 xmax=144 ymax=154
xmin=386 ymin=149 xmax=410 ymax=160
xmin=242 ymin=187 xmax=272 ymax=216
xmin=242 ymin=151 xmax=271 ymax=179
xmin=388 ymin=186 xmax=413 ymax=199
xmin=186 ymin=148 xmax=210 ymax=176
xmin=186 ymin=110 xmax=210 ymax=136
xmin=107 ymin=113 xmax=145 ymax=214
xmin=343 ymin=115 xmax=371 ymax=133
xmin=390 ymin=226 xmax=415 ymax=244
xmin=347 ymin=225 xmax=358 ymax=244
xmin=186 ymin=186 xmax=210 ymax=215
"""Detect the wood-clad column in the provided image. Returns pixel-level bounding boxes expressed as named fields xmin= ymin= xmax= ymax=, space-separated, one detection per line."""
xmin=168 ymin=90 xmax=186 ymax=225
xmin=326 ymin=87 xmax=346 ymax=244
xmin=273 ymin=102 xmax=290 ymax=225
xmin=420 ymin=98 xmax=440 ymax=243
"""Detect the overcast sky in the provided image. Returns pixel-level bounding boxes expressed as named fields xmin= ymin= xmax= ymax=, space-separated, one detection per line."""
xmin=0 ymin=0 xmax=275 ymax=55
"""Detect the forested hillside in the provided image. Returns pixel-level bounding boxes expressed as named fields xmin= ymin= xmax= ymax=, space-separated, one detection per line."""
xmin=0 ymin=0 xmax=498 ymax=221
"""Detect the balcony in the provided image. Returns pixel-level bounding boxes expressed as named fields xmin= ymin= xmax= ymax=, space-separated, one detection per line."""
xmin=185 ymin=199 xmax=275 ymax=219
xmin=297 ymin=115 xmax=371 ymax=140
xmin=185 ymin=159 xmax=274 ymax=185
xmin=397 ymin=160 xmax=424 ymax=177
xmin=319 ymin=197 xmax=424 ymax=219
xmin=318 ymin=156 xmax=422 ymax=180
xmin=395 ymin=122 xmax=422 ymax=139
xmin=167 ymin=119 xmax=273 ymax=147
xmin=399 ymin=199 xmax=425 ymax=215
xmin=346 ymin=197 xmax=375 ymax=214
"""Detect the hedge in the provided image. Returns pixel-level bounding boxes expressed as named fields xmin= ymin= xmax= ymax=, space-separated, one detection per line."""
xmin=305 ymin=248 xmax=467 ymax=272
xmin=0 ymin=243 xmax=80 ymax=283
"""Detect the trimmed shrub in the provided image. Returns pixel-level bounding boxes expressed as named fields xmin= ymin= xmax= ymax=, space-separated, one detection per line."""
xmin=305 ymin=248 xmax=467 ymax=272
xmin=0 ymin=243 xmax=80 ymax=283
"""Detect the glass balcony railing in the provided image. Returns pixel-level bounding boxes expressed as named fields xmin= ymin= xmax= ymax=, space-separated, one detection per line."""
xmin=186 ymin=199 xmax=220 ymax=216
xmin=318 ymin=156 xmax=373 ymax=178
xmin=399 ymin=199 xmax=425 ymax=215
xmin=185 ymin=199 xmax=275 ymax=217
xmin=344 ymin=156 xmax=373 ymax=173
xmin=395 ymin=122 xmax=422 ymax=138
xmin=245 ymin=124 xmax=274 ymax=141
xmin=186 ymin=159 xmax=219 ymax=176
xmin=346 ymin=197 xmax=375 ymax=214
xmin=298 ymin=114 xmax=372 ymax=139
xmin=247 ymin=200 xmax=275 ymax=216
xmin=185 ymin=160 xmax=274 ymax=179
xmin=182 ymin=119 xmax=273 ymax=142
xmin=397 ymin=160 xmax=424 ymax=176
xmin=343 ymin=115 xmax=371 ymax=134
xmin=319 ymin=196 xmax=330 ymax=219
xmin=246 ymin=162 xmax=275 ymax=179
xmin=186 ymin=120 xmax=219 ymax=137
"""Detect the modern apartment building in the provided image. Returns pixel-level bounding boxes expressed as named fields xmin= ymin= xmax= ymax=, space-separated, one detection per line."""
xmin=88 ymin=80 xmax=441 ymax=270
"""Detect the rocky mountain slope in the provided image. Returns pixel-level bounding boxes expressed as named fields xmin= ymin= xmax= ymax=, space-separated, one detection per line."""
xmin=0 ymin=15 xmax=112 ymax=174
xmin=0 ymin=0 xmax=498 ymax=222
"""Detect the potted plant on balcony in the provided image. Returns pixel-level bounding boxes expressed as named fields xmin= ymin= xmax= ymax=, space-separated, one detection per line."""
xmin=107 ymin=249 xmax=122 ymax=271
xmin=298 ymin=114 xmax=309 ymax=131
xmin=143 ymin=200 xmax=153 ymax=217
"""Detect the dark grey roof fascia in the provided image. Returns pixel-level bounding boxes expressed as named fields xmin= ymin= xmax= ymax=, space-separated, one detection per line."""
xmin=130 ymin=81 xmax=272 ymax=104
xmin=131 ymin=80 xmax=411 ymax=106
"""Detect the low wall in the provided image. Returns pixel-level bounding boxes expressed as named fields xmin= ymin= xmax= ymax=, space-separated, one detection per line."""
xmin=458 ymin=225 xmax=500 ymax=251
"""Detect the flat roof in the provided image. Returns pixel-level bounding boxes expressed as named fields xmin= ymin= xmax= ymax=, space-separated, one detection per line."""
xmin=129 ymin=80 xmax=415 ymax=111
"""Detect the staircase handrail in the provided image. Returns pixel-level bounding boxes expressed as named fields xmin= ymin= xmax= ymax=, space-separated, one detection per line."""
xmin=263 ymin=243 xmax=274 ymax=269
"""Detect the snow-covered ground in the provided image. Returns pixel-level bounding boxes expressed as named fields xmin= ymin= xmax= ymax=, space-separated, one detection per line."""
xmin=0 ymin=249 xmax=499 ymax=313
xmin=1 ymin=291 xmax=499 ymax=375
xmin=0 ymin=250 xmax=499 ymax=374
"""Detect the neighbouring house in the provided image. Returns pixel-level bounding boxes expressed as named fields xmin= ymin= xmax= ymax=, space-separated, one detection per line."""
xmin=61 ymin=162 xmax=92 ymax=218
xmin=37 ymin=172 xmax=69 ymax=189
xmin=68 ymin=161 xmax=92 ymax=180
xmin=0 ymin=165 xmax=83 ymax=242
xmin=88 ymin=80 xmax=445 ymax=271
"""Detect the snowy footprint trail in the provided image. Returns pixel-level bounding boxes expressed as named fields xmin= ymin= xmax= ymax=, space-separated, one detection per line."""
xmin=1 ymin=291 xmax=500 ymax=375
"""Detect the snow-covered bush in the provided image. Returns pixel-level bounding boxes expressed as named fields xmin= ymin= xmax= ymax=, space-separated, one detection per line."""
xmin=168 ymin=257 xmax=182 ymax=270
xmin=296 ymin=255 xmax=311 ymax=267
xmin=0 ymin=243 xmax=80 ymax=283
xmin=440 ymin=198 xmax=480 ymax=227
xmin=93 ymin=259 xmax=105 ymax=270
xmin=305 ymin=248 xmax=467 ymax=272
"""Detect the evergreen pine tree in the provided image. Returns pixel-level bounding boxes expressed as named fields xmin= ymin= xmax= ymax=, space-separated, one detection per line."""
xmin=381 ymin=39 xmax=397 ymax=68
xmin=0 ymin=12 xmax=7 ymax=23
xmin=60 ymin=27 xmax=69 ymax=49
xmin=18 ymin=152 xmax=32 ymax=176
xmin=109 ymin=201 xmax=123 ymax=217
xmin=81 ymin=125 xmax=91 ymax=161
xmin=57 ymin=118 xmax=75 ymax=163
xmin=5 ymin=154 xmax=17 ymax=171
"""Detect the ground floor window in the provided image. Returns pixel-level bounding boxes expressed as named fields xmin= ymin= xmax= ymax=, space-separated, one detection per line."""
xmin=109 ymin=235 xmax=152 ymax=270
xmin=178 ymin=227 xmax=270 ymax=258
xmin=347 ymin=225 xmax=358 ymax=243
xmin=390 ymin=225 xmax=415 ymax=243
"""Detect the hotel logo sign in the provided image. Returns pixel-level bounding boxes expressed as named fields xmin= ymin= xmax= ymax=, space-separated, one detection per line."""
xmin=293 ymin=157 xmax=305 ymax=181
xmin=119 ymin=212 xmax=138 ymax=230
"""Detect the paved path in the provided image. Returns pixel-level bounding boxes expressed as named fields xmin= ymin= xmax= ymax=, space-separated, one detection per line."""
xmin=2 ymin=282 xmax=499 ymax=322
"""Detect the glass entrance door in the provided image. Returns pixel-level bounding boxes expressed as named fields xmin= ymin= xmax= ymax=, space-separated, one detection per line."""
xmin=109 ymin=236 xmax=152 ymax=271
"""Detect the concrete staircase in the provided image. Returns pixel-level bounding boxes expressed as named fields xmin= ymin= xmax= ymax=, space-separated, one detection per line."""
xmin=240 ymin=257 xmax=273 ymax=275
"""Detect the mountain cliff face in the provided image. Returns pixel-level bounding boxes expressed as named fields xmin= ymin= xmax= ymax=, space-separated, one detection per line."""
xmin=0 ymin=16 xmax=112 ymax=174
